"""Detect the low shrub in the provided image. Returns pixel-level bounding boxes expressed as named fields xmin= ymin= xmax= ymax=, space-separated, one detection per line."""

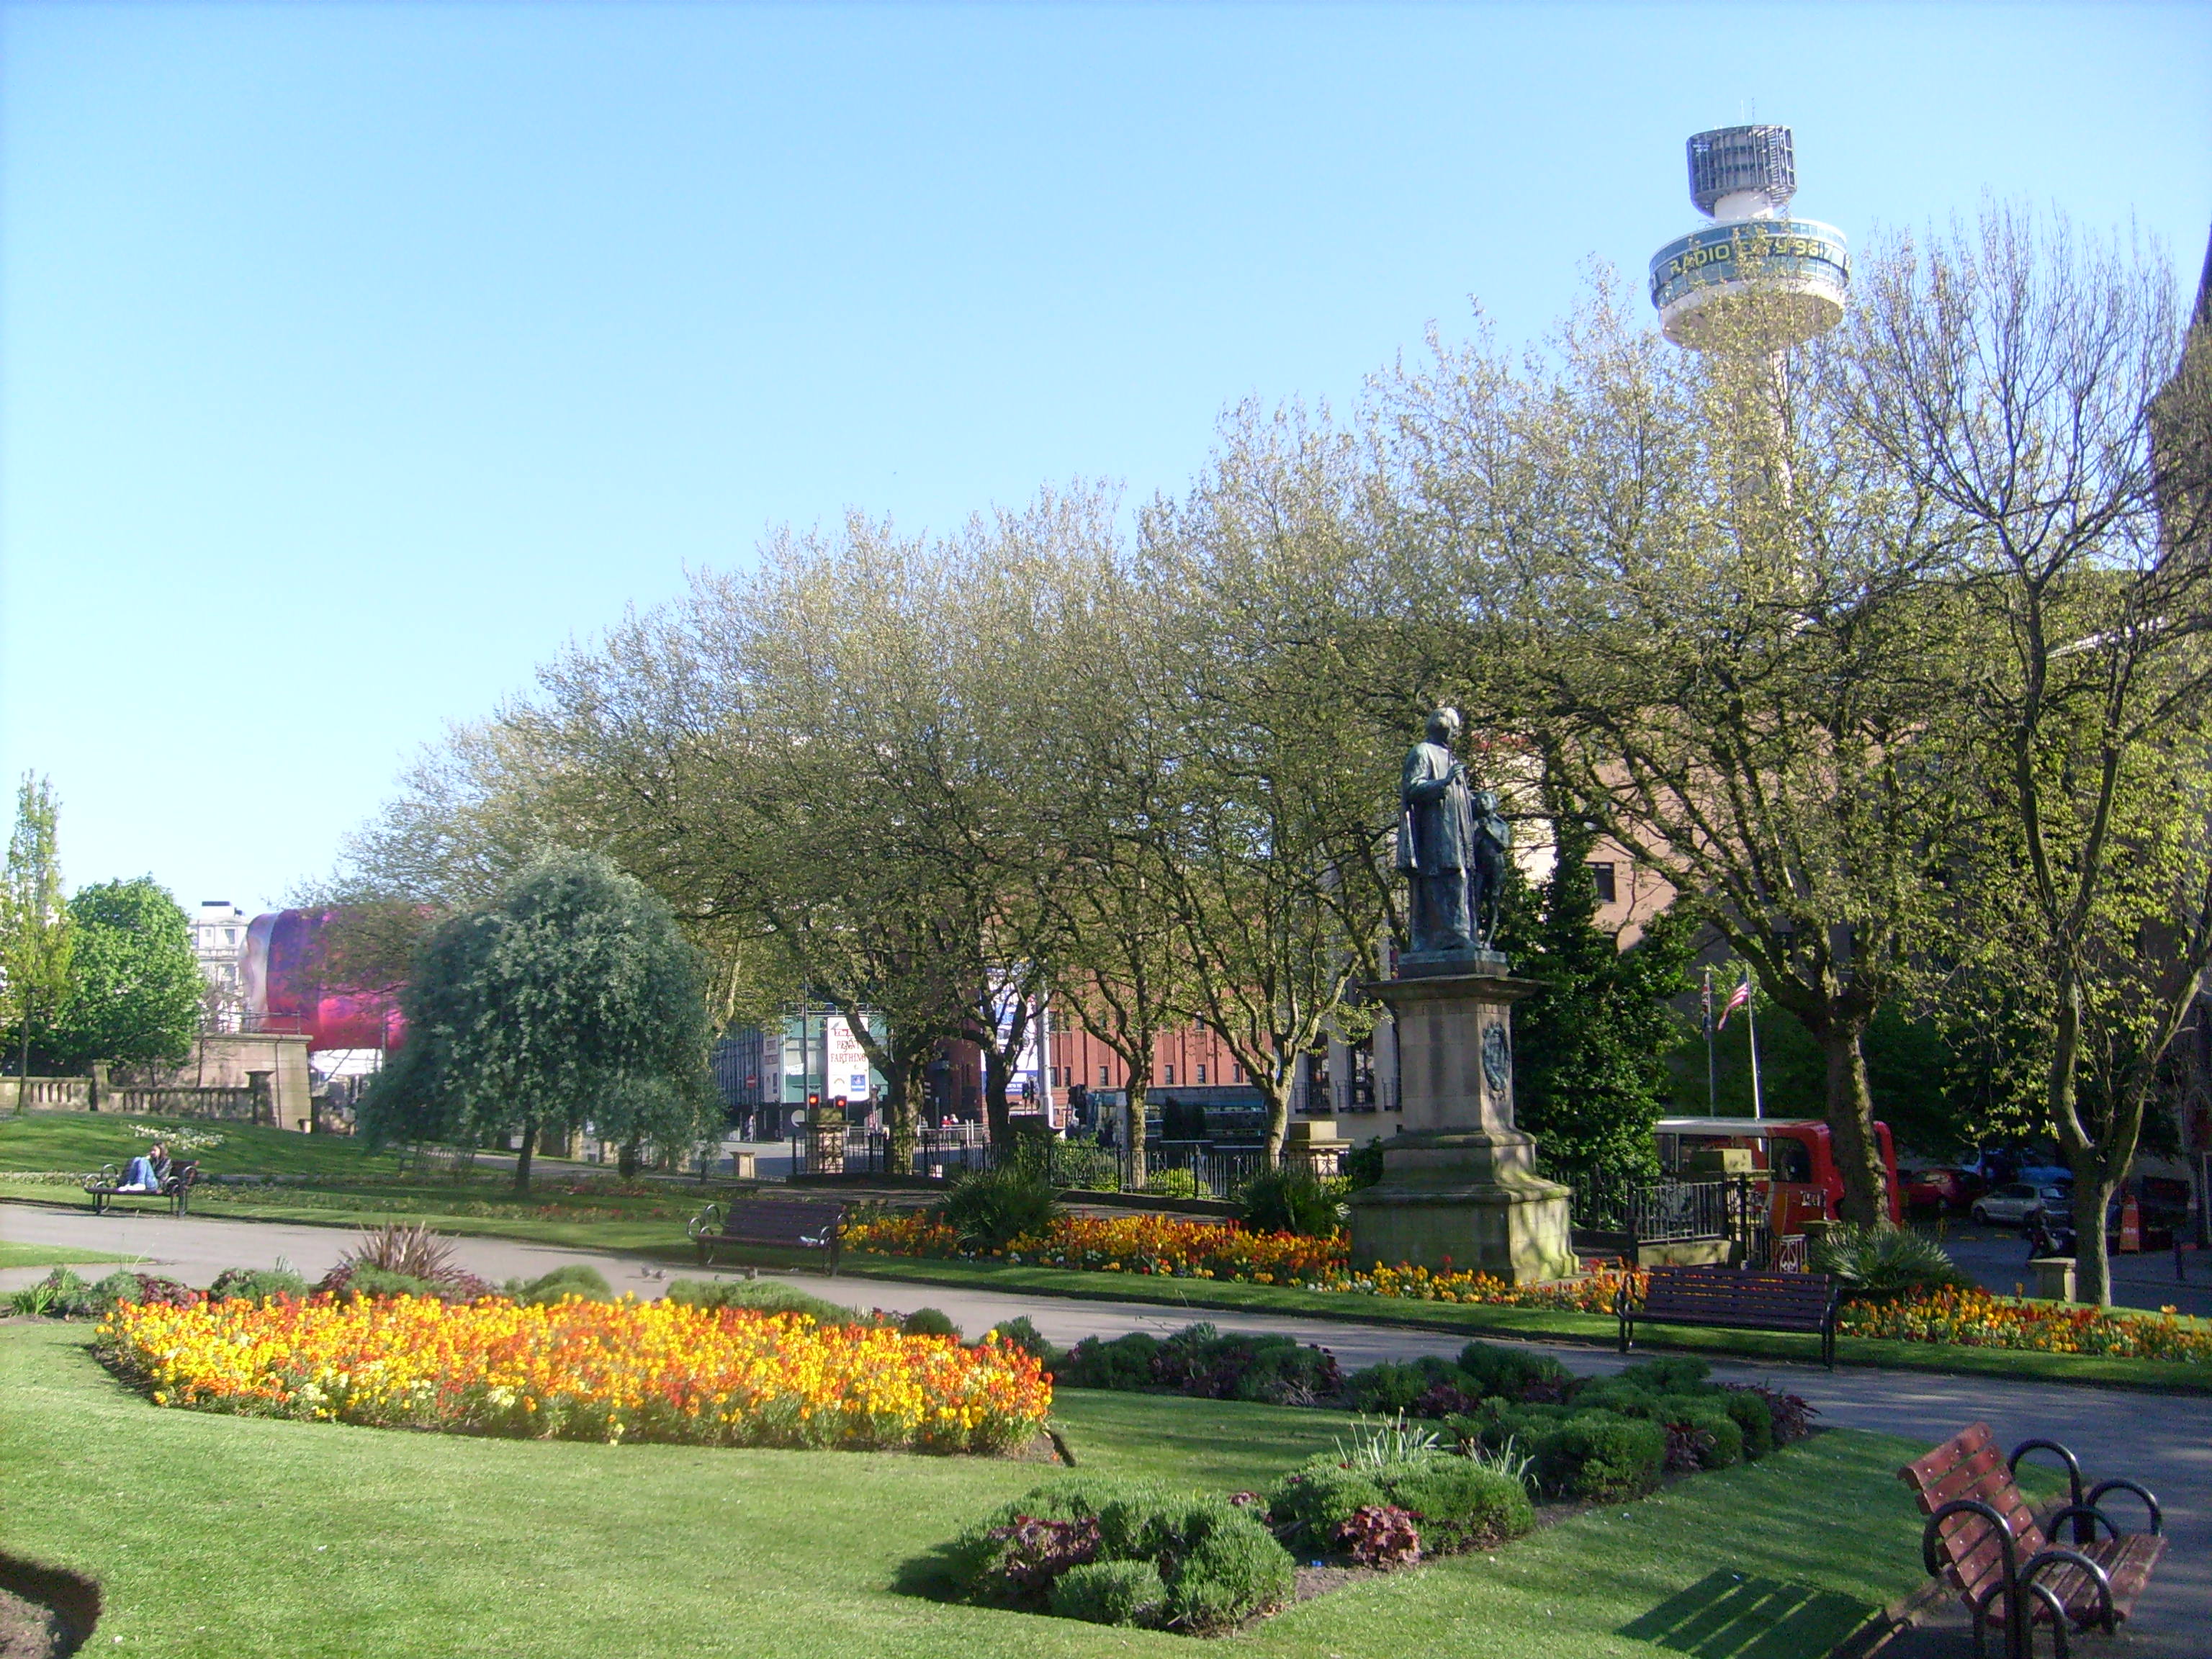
xmin=505 ymin=1265 xmax=613 ymax=1305
xmin=1151 ymin=1323 xmax=1341 ymax=1405
xmin=984 ymin=1316 xmax=1053 ymax=1363
xmin=1053 ymin=1331 xmax=1160 ymax=1390
xmin=940 ymin=1166 xmax=1061 ymax=1251
xmin=1344 ymin=1356 xmax=1462 ymax=1415
xmin=1812 ymin=1225 xmax=1976 ymax=1301
xmin=900 ymin=1307 xmax=961 ymax=1340
xmin=1334 ymin=1503 xmax=1421 ymax=1568
xmin=1266 ymin=1457 xmax=1389 ymax=1550
xmin=1714 ymin=1386 xmax=1776 ymax=1459
xmin=1611 ymin=1354 xmax=1711 ymax=1392
xmin=1237 ymin=1168 xmax=1346 ymax=1238
xmin=1455 ymin=1341 xmax=1576 ymax=1403
xmin=1048 ymin=1558 xmax=1166 ymax=1627
xmin=1532 ymin=1412 xmax=1666 ymax=1501
xmin=1444 ymin=1400 xmax=1571 ymax=1457
xmin=1657 ymin=1398 xmax=1742 ymax=1470
xmin=1055 ymin=1323 xmax=1340 ymax=1405
xmin=1726 ymin=1382 xmax=1818 ymax=1447
xmin=1380 ymin=1460 xmax=1533 ymax=1552
xmin=953 ymin=1479 xmax=1294 ymax=1632
xmin=660 ymin=1277 xmax=860 ymax=1325
xmin=1139 ymin=1168 xmax=1202 ymax=1200
xmin=1047 ymin=1139 xmax=1120 ymax=1192
xmin=1268 ymin=1449 xmax=1532 ymax=1559
xmin=1411 ymin=1379 xmax=1485 ymax=1419
xmin=1154 ymin=1504 xmax=1296 ymax=1629
xmin=323 ymin=1265 xmax=446 ymax=1302
xmin=207 ymin=1267 xmax=311 ymax=1304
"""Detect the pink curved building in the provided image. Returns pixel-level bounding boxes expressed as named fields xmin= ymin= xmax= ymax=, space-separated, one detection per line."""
xmin=240 ymin=909 xmax=405 ymax=1051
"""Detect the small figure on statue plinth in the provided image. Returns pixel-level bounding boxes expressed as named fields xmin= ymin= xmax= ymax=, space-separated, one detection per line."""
xmin=1397 ymin=709 xmax=1513 ymax=961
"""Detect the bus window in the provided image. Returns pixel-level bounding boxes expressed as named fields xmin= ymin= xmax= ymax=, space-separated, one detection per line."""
xmin=1770 ymin=1137 xmax=1813 ymax=1184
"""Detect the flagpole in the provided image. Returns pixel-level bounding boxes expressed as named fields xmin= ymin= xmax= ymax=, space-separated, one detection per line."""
xmin=1744 ymin=968 xmax=1764 ymax=1120
xmin=1703 ymin=966 xmax=1717 ymax=1113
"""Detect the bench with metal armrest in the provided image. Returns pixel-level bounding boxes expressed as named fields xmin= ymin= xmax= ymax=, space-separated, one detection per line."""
xmin=83 ymin=1160 xmax=199 ymax=1217
xmin=1898 ymin=1421 xmax=2164 ymax=1659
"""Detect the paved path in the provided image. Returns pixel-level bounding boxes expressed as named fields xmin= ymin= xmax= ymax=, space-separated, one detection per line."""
xmin=7 ymin=1203 xmax=2206 ymax=1654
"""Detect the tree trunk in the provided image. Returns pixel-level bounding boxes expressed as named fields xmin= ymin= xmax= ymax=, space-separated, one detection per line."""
xmin=886 ymin=1052 xmax=927 ymax=1176
xmin=1123 ymin=1079 xmax=1148 ymax=1190
xmin=1820 ymin=1026 xmax=1890 ymax=1228
xmin=618 ymin=1133 xmax=642 ymax=1180
xmin=513 ymin=1120 xmax=536 ymax=1192
xmin=981 ymin=1040 xmax=1012 ymax=1151
xmin=1259 ymin=1074 xmax=1292 ymax=1169
xmin=2067 ymin=1156 xmax=2116 ymax=1308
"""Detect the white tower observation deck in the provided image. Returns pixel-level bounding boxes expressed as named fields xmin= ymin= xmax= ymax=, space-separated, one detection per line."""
xmin=1650 ymin=125 xmax=1849 ymax=350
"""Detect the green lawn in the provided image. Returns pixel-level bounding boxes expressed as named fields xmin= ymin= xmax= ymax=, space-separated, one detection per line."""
xmin=1 ymin=1318 xmax=1943 ymax=1658
xmin=0 ymin=1241 xmax=143 ymax=1269
xmin=0 ymin=1110 xmax=410 ymax=1181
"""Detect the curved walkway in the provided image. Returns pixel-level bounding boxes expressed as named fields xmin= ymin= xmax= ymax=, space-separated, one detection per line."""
xmin=7 ymin=1203 xmax=2206 ymax=1655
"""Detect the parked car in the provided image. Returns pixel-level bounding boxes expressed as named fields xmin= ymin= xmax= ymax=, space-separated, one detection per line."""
xmin=1902 ymin=1166 xmax=1982 ymax=1215
xmin=1969 ymin=1180 xmax=2071 ymax=1229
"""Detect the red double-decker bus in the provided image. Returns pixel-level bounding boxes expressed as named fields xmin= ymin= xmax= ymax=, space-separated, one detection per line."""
xmin=1653 ymin=1117 xmax=1904 ymax=1231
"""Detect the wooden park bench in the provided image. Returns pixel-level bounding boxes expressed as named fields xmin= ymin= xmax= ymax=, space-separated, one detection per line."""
xmin=83 ymin=1160 xmax=199 ymax=1218
xmin=688 ymin=1198 xmax=846 ymax=1274
xmin=1899 ymin=1422 xmax=2165 ymax=1659
xmin=1616 ymin=1264 xmax=1840 ymax=1367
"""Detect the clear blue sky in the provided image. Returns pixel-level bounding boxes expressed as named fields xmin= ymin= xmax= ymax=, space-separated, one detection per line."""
xmin=4 ymin=2 xmax=2208 ymax=914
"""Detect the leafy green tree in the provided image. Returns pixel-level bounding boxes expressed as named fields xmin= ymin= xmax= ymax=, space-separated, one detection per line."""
xmin=1503 ymin=810 xmax=1694 ymax=1192
xmin=1382 ymin=279 xmax=1968 ymax=1227
xmin=1852 ymin=209 xmax=2212 ymax=1303
xmin=1 ymin=774 xmax=74 ymax=1086
xmin=363 ymin=850 xmax=715 ymax=1190
xmin=42 ymin=879 xmax=202 ymax=1075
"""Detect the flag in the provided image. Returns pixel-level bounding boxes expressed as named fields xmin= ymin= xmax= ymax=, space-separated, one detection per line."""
xmin=1716 ymin=977 xmax=1752 ymax=1030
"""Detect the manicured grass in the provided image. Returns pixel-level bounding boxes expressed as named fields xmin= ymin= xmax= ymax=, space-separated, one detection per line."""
xmin=0 ymin=1241 xmax=143 ymax=1269
xmin=0 ymin=1318 xmax=1934 ymax=1658
xmin=0 ymin=1110 xmax=409 ymax=1181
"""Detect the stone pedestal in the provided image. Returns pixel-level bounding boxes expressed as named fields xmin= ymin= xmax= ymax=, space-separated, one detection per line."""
xmin=2028 ymin=1256 xmax=2077 ymax=1303
xmin=1346 ymin=959 xmax=1576 ymax=1283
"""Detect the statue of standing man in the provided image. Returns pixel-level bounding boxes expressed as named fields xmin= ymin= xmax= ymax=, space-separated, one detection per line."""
xmin=1398 ymin=709 xmax=1513 ymax=956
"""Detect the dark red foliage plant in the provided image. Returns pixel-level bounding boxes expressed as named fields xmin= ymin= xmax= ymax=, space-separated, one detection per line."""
xmin=984 ymin=1514 xmax=1102 ymax=1595
xmin=1332 ymin=1505 xmax=1421 ymax=1569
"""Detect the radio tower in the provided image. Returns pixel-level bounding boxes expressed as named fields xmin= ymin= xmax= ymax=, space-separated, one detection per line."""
xmin=1649 ymin=126 xmax=1849 ymax=351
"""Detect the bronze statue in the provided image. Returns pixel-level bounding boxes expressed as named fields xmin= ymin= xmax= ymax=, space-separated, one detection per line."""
xmin=1398 ymin=709 xmax=1476 ymax=953
xmin=1398 ymin=709 xmax=1511 ymax=955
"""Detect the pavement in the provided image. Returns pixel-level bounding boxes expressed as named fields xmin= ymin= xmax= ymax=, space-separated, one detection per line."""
xmin=6 ymin=1202 xmax=2208 ymax=1655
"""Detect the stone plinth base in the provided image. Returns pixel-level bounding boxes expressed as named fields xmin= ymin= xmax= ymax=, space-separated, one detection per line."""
xmin=1346 ymin=1128 xmax=1576 ymax=1284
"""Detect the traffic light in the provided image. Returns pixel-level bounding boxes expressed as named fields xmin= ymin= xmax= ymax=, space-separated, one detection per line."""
xmin=806 ymin=1092 xmax=820 ymax=1110
xmin=832 ymin=1095 xmax=848 ymax=1112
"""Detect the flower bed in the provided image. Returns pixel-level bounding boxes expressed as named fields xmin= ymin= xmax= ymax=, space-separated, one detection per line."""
xmin=1838 ymin=1285 xmax=2212 ymax=1364
xmin=100 ymin=1295 xmax=1051 ymax=1452
xmin=840 ymin=1211 xmax=1632 ymax=1313
xmin=845 ymin=1212 xmax=2211 ymax=1366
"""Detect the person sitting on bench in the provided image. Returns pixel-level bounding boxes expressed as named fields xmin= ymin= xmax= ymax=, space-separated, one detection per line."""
xmin=118 ymin=1143 xmax=169 ymax=1193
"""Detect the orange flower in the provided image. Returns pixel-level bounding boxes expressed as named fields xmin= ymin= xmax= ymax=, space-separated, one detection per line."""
xmin=100 ymin=1295 xmax=1051 ymax=1453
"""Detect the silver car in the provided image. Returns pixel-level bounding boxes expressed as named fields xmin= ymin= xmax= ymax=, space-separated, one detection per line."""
xmin=1970 ymin=1181 xmax=2071 ymax=1228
